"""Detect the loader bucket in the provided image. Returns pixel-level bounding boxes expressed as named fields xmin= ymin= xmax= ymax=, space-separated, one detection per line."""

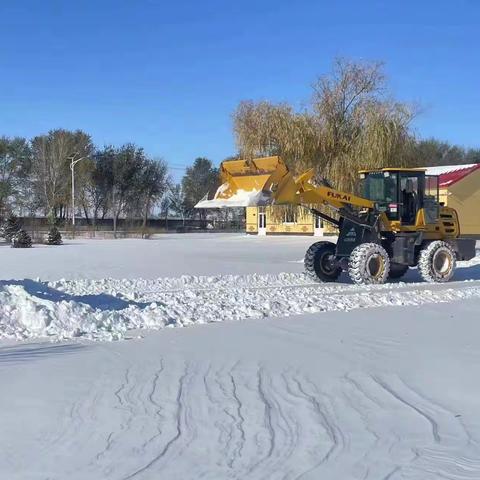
xmin=195 ymin=156 xmax=298 ymax=208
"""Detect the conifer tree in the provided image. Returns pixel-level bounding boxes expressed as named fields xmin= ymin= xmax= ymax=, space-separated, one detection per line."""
xmin=12 ymin=229 xmax=32 ymax=248
xmin=1 ymin=214 xmax=22 ymax=242
xmin=46 ymin=226 xmax=62 ymax=245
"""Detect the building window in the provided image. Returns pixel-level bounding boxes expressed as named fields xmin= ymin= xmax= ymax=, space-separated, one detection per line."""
xmin=258 ymin=206 xmax=266 ymax=229
xmin=283 ymin=210 xmax=297 ymax=224
xmin=314 ymin=216 xmax=324 ymax=229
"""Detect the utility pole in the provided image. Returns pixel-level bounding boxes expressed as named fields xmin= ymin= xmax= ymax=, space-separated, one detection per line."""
xmin=70 ymin=154 xmax=86 ymax=239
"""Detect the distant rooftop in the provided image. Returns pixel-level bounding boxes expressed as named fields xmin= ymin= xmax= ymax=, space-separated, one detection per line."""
xmin=424 ymin=163 xmax=480 ymax=187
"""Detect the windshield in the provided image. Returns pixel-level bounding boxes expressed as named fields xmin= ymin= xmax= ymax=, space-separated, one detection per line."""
xmin=361 ymin=172 xmax=398 ymax=204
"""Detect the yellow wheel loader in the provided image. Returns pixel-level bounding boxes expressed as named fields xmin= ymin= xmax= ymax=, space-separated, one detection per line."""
xmin=196 ymin=156 xmax=476 ymax=285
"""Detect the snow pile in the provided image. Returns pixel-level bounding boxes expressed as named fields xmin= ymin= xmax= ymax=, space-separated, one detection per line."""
xmin=195 ymin=185 xmax=271 ymax=208
xmin=0 ymin=284 xmax=128 ymax=341
xmin=1 ymin=271 xmax=480 ymax=341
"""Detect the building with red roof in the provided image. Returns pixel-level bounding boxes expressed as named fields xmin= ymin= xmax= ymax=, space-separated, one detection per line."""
xmin=424 ymin=164 xmax=480 ymax=236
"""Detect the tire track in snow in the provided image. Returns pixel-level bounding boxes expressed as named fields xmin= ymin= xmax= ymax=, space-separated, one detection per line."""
xmin=18 ymin=359 xmax=480 ymax=479
xmin=382 ymin=465 xmax=402 ymax=479
xmin=202 ymin=364 xmax=231 ymax=457
xmin=140 ymin=361 xmax=165 ymax=451
xmin=52 ymin=273 xmax=480 ymax=299
xmin=263 ymin=371 xmax=299 ymax=480
xmin=122 ymin=362 xmax=192 ymax=480
xmin=213 ymin=371 xmax=240 ymax=467
xmin=210 ymin=363 xmax=249 ymax=470
xmin=114 ymin=367 xmax=131 ymax=408
xmin=396 ymin=377 xmax=477 ymax=447
xmin=47 ymin=374 xmax=105 ymax=453
xmin=96 ymin=432 xmax=115 ymax=462
xmin=228 ymin=369 xmax=247 ymax=466
xmin=93 ymin=366 xmax=136 ymax=467
xmin=371 ymin=376 xmax=441 ymax=443
xmin=340 ymin=388 xmax=381 ymax=460
xmin=374 ymin=376 xmax=480 ymax=480
xmin=340 ymin=373 xmax=413 ymax=480
xmin=282 ymin=374 xmax=342 ymax=480
xmin=343 ymin=373 xmax=384 ymax=409
xmin=245 ymin=368 xmax=276 ymax=476
xmin=412 ymin=447 xmax=480 ymax=479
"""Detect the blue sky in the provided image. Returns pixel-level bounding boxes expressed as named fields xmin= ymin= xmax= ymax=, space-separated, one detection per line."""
xmin=1 ymin=0 xmax=479 ymax=177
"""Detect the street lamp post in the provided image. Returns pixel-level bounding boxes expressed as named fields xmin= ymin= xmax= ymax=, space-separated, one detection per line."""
xmin=70 ymin=154 xmax=86 ymax=238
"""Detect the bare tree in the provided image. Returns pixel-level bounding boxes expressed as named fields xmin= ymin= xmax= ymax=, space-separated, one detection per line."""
xmin=0 ymin=136 xmax=31 ymax=216
xmin=168 ymin=184 xmax=188 ymax=227
xmin=136 ymin=158 xmax=170 ymax=235
xmin=181 ymin=157 xmax=219 ymax=222
xmin=81 ymin=147 xmax=115 ymax=232
xmin=233 ymin=58 xmax=416 ymax=192
xmin=108 ymin=144 xmax=145 ymax=237
xmin=30 ymin=129 xmax=93 ymax=220
xmin=160 ymin=195 xmax=170 ymax=231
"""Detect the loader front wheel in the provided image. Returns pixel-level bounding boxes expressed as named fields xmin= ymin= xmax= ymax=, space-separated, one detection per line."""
xmin=418 ymin=241 xmax=456 ymax=283
xmin=348 ymin=243 xmax=390 ymax=285
xmin=304 ymin=241 xmax=341 ymax=282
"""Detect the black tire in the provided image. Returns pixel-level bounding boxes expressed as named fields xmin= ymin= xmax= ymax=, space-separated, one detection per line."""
xmin=418 ymin=241 xmax=456 ymax=283
xmin=304 ymin=241 xmax=341 ymax=282
xmin=348 ymin=243 xmax=390 ymax=285
xmin=388 ymin=263 xmax=409 ymax=279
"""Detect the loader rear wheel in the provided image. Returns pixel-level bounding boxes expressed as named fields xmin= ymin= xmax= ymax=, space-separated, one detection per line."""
xmin=388 ymin=263 xmax=409 ymax=280
xmin=304 ymin=241 xmax=341 ymax=282
xmin=418 ymin=241 xmax=456 ymax=283
xmin=348 ymin=243 xmax=390 ymax=285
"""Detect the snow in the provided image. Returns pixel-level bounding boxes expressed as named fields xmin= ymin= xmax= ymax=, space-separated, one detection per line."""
xmin=0 ymin=234 xmax=319 ymax=279
xmin=2 ymin=302 xmax=480 ymax=479
xmin=195 ymin=185 xmax=271 ymax=207
xmin=1 ymin=235 xmax=480 ymax=478
xmin=0 ymin=236 xmax=478 ymax=342
xmin=1 ymin=270 xmax=480 ymax=342
xmin=423 ymin=163 xmax=478 ymax=176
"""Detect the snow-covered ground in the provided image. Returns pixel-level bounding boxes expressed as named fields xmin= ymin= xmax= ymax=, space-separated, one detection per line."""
xmin=1 ymin=234 xmax=480 ymax=479
xmin=0 ymin=234 xmax=479 ymax=342
xmin=0 ymin=233 xmax=318 ymax=279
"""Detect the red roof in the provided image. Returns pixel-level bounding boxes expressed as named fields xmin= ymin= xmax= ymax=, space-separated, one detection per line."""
xmin=424 ymin=163 xmax=480 ymax=188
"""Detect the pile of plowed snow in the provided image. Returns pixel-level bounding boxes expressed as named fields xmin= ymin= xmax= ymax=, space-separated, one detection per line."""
xmin=1 ymin=267 xmax=480 ymax=341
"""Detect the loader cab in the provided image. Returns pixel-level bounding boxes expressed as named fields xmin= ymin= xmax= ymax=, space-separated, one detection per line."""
xmin=359 ymin=168 xmax=440 ymax=225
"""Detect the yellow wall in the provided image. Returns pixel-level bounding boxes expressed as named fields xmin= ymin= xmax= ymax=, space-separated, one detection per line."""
xmin=266 ymin=207 xmax=314 ymax=235
xmin=444 ymin=169 xmax=480 ymax=236
xmin=246 ymin=206 xmax=337 ymax=235
xmin=246 ymin=207 xmax=258 ymax=233
xmin=439 ymin=190 xmax=448 ymax=206
xmin=246 ymin=206 xmax=314 ymax=234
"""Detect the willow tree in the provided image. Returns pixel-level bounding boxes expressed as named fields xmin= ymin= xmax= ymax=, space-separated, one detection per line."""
xmin=233 ymin=58 xmax=417 ymax=193
xmin=232 ymin=101 xmax=319 ymax=174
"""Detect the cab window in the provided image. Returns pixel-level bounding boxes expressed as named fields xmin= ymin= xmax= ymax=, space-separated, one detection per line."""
xmin=362 ymin=172 xmax=398 ymax=204
xmin=399 ymin=174 xmax=421 ymax=224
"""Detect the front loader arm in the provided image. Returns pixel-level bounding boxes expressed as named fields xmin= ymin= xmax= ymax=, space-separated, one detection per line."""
xmin=195 ymin=155 xmax=375 ymax=212
xmin=256 ymin=163 xmax=375 ymax=211
xmin=293 ymin=175 xmax=374 ymax=210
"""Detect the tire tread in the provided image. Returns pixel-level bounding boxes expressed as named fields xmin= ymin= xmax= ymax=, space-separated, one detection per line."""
xmin=418 ymin=241 xmax=456 ymax=283
xmin=348 ymin=242 xmax=390 ymax=285
xmin=304 ymin=241 xmax=341 ymax=282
